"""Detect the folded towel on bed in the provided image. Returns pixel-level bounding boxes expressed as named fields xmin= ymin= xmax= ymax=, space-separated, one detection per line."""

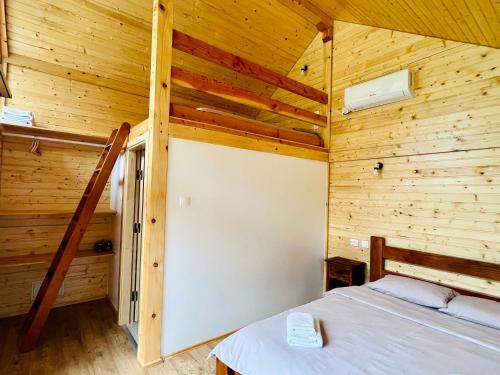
xmin=287 ymin=332 xmax=323 ymax=348
xmin=286 ymin=312 xmax=323 ymax=348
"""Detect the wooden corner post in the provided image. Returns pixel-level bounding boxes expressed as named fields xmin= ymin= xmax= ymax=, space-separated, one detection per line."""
xmin=137 ymin=0 xmax=173 ymax=367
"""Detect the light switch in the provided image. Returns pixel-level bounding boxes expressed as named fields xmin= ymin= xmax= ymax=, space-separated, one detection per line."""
xmin=179 ymin=196 xmax=191 ymax=208
xmin=350 ymin=238 xmax=359 ymax=247
xmin=361 ymin=240 xmax=369 ymax=249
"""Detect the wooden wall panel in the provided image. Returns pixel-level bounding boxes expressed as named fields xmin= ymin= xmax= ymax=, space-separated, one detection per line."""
xmin=0 ymin=256 xmax=110 ymax=318
xmin=256 ymin=32 xmax=328 ymax=131
xmin=6 ymin=0 xmax=151 ymax=91
xmin=0 ymin=213 xmax=113 ymax=258
xmin=0 ymin=137 xmax=110 ymax=211
xmin=5 ymin=65 xmax=148 ymax=138
xmin=330 ymin=23 xmax=500 ymax=162
xmin=328 ymin=22 xmax=500 ymax=297
xmin=0 ymin=137 xmax=115 ymax=318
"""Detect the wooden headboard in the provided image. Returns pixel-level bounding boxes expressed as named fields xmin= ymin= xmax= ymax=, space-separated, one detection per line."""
xmin=370 ymin=236 xmax=500 ymax=302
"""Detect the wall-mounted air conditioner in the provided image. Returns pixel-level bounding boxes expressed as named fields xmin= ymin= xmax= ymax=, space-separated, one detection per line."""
xmin=342 ymin=69 xmax=414 ymax=115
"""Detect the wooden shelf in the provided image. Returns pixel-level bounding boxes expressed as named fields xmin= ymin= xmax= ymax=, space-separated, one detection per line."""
xmin=0 ymin=123 xmax=108 ymax=145
xmin=0 ymin=250 xmax=114 ymax=268
xmin=0 ymin=209 xmax=117 ymax=218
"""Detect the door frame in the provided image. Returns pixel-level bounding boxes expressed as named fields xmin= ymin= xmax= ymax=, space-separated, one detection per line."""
xmin=118 ymin=141 xmax=146 ymax=326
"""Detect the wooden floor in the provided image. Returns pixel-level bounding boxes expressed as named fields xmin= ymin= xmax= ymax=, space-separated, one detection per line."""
xmin=0 ymin=300 xmax=217 ymax=375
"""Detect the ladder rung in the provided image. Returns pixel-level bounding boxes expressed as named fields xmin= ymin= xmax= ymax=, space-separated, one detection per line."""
xmin=104 ymin=144 xmax=112 ymax=150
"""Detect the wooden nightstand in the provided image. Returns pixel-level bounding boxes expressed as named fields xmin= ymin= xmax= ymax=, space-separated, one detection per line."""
xmin=325 ymin=257 xmax=366 ymax=291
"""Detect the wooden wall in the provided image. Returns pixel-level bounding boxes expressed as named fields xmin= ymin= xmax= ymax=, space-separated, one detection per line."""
xmin=4 ymin=0 xmax=150 ymax=137
xmin=328 ymin=21 xmax=500 ymax=297
xmin=0 ymin=136 xmax=115 ymax=318
xmin=0 ymin=212 xmax=112 ymax=318
xmin=256 ymin=32 xmax=328 ymax=130
xmin=0 ymin=137 xmax=110 ymax=211
xmin=0 ymin=257 xmax=110 ymax=318
xmin=0 ymin=0 xmax=149 ymax=317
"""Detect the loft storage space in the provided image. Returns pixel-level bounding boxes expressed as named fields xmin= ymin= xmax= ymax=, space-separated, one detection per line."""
xmin=145 ymin=27 xmax=331 ymax=154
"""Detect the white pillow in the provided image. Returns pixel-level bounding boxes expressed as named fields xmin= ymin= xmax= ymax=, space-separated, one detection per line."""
xmin=367 ymin=275 xmax=457 ymax=308
xmin=439 ymin=295 xmax=500 ymax=330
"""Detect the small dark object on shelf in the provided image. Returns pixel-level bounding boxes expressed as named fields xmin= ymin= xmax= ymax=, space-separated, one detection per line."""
xmin=94 ymin=240 xmax=113 ymax=253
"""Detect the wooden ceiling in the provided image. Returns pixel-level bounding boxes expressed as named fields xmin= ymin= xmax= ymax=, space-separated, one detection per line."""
xmin=5 ymin=0 xmax=319 ymax=119
xmin=4 ymin=0 xmax=498 ymax=130
xmin=309 ymin=0 xmax=499 ymax=48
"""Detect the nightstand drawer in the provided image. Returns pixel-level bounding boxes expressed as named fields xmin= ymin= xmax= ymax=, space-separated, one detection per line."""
xmin=328 ymin=264 xmax=352 ymax=283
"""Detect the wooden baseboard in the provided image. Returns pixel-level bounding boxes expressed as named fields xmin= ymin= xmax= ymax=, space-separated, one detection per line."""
xmin=162 ymin=330 xmax=237 ymax=360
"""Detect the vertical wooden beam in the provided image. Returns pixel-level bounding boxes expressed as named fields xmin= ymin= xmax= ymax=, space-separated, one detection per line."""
xmin=0 ymin=0 xmax=8 ymax=58
xmin=322 ymin=28 xmax=333 ymax=150
xmin=322 ymin=28 xmax=333 ymax=288
xmin=137 ymin=0 xmax=173 ymax=367
xmin=370 ymin=236 xmax=385 ymax=281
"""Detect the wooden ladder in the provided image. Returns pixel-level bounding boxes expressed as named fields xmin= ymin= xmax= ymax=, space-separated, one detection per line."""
xmin=19 ymin=122 xmax=131 ymax=352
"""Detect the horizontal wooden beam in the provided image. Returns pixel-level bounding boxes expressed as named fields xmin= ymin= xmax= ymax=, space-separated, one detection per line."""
xmin=169 ymin=122 xmax=328 ymax=162
xmin=172 ymin=30 xmax=328 ymax=104
xmin=170 ymin=104 xmax=323 ymax=147
xmin=169 ymin=116 xmax=327 ymax=153
xmin=171 ymin=67 xmax=327 ymax=127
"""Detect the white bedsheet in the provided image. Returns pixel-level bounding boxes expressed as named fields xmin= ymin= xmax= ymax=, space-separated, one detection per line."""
xmin=210 ymin=286 xmax=500 ymax=375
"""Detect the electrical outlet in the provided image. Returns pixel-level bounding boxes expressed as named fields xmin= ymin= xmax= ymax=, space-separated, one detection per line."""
xmin=32 ymin=280 xmax=64 ymax=301
xmin=361 ymin=240 xmax=369 ymax=249
xmin=350 ymin=238 xmax=359 ymax=247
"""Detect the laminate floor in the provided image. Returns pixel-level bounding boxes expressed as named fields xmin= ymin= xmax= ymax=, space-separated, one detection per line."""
xmin=0 ymin=300 xmax=217 ymax=375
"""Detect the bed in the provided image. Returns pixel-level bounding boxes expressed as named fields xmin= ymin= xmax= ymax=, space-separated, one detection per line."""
xmin=211 ymin=236 xmax=500 ymax=375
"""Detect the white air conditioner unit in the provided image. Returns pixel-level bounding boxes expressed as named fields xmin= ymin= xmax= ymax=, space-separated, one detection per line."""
xmin=343 ymin=69 xmax=414 ymax=114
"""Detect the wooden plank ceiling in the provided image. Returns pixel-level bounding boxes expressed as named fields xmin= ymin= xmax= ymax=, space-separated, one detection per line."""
xmin=309 ymin=0 xmax=500 ymax=48
xmin=5 ymin=0 xmax=318 ymax=120
xmin=4 ymin=0 xmax=498 ymax=131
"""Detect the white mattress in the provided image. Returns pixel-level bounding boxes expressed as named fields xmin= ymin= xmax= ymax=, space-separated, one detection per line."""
xmin=210 ymin=286 xmax=500 ymax=375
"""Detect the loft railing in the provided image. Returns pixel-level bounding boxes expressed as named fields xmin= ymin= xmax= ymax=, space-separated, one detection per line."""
xmin=167 ymin=29 xmax=330 ymax=150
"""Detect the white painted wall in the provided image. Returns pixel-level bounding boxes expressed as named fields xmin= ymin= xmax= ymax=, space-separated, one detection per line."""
xmin=162 ymin=139 xmax=328 ymax=355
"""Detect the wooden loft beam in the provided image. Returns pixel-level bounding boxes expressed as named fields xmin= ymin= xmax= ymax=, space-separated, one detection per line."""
xmin=276 ymin=0 xmax=333 ymax=42
xmin=169 ymin=116 xmax=326 ymax=152
xmin=170 ymin=104 xmax=324 ymax=147
xmin=171 ymin=67 xmax=327 ymax=127
xmin=172 ymin=30 xmax=328 ymax=104
xmin=137 ymin=0 xmax=173 ymax=367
